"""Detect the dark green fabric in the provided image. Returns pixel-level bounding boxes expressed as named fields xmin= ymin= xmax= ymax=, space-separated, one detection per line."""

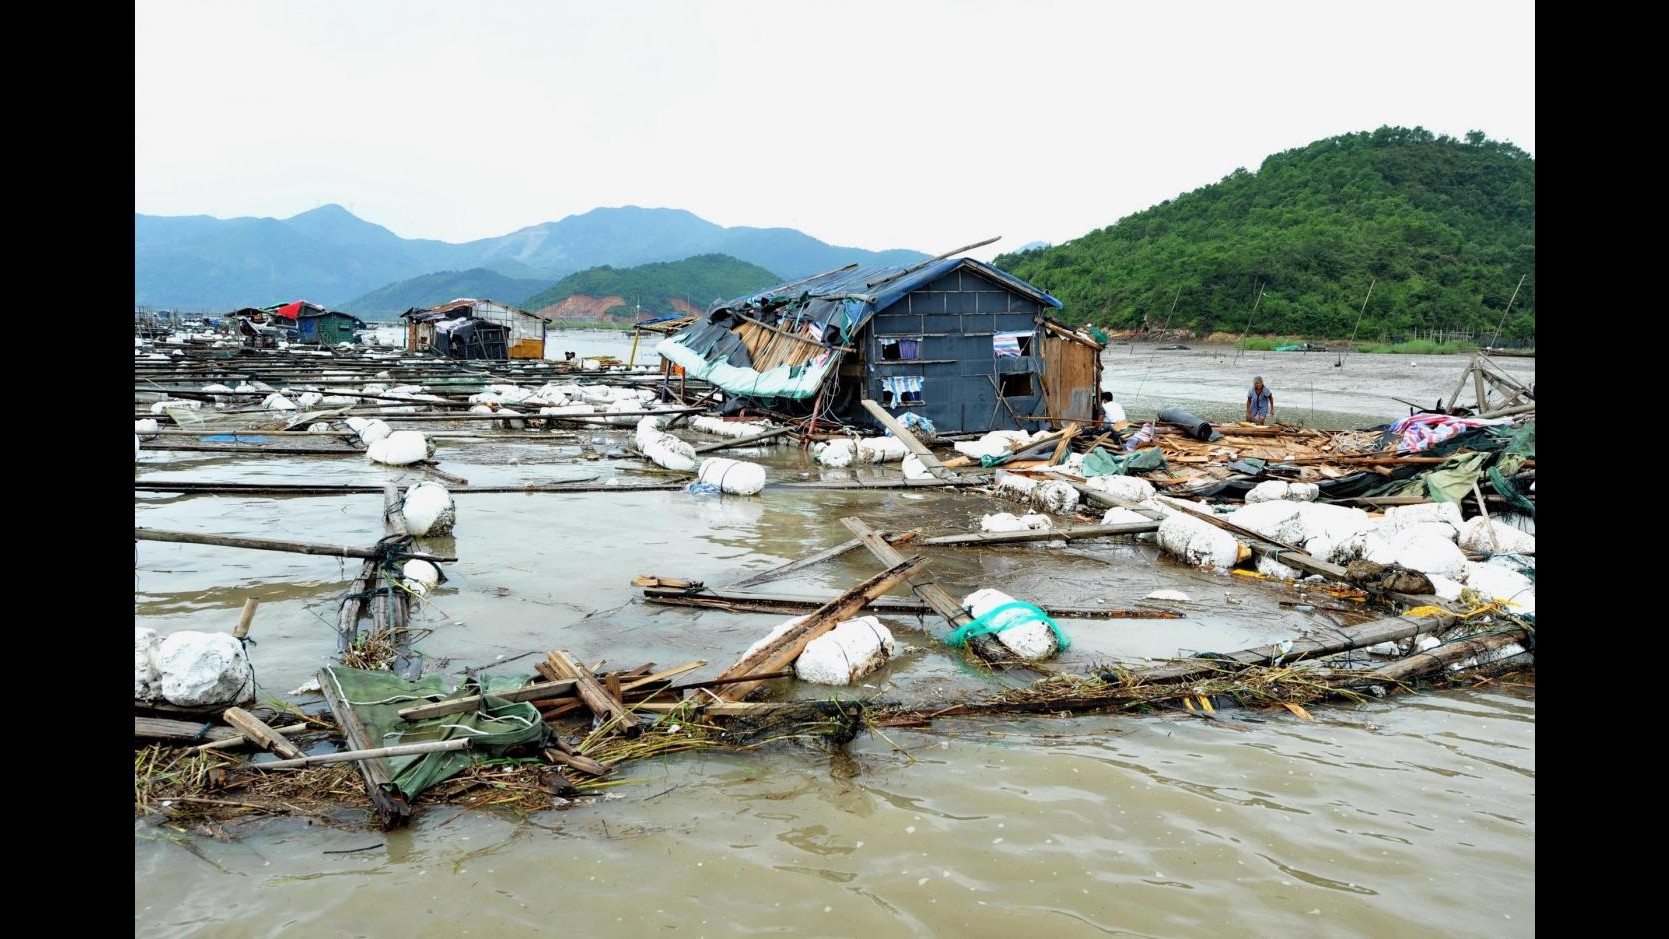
xmin=1083 ymin=445 xmax=1167 ymax=477
xmin=1488 ymin=467 xmax=1535 ymax=516
xmin=321 ymin=666 xmax=545 ymax=800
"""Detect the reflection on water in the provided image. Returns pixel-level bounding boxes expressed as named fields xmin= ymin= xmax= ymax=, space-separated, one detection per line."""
xmin=136 ymin=692 xmax=1532 ymax=938
xmin=136 ymin=333 xmax=1532 ymax=935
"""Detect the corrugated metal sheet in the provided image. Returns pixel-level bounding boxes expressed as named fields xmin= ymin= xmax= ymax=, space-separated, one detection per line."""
xmin=721 ymin=258 xmax=1062 ymax=316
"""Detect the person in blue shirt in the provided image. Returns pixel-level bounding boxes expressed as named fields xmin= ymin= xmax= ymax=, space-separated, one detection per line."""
xmin=1245 ymin=376 xmax=1275 ymax=425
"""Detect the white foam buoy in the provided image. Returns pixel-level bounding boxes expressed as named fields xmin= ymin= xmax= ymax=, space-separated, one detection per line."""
xmin=401 ymin=559 xmax=441 ymax=597
xmin=697 ymin=457 xmax=767 ymax=495
xmin=149 ymin=631 xmax=254 ymax=707
xmin=794 ymin=616 xmax=895 ymax=685
xmin=367 ymin=431 xmax=433 ymax=466
xmin=960 ymin=588 xmax=1061 ymax=661
xmin=402 ymin=482 xmax=456 ymax=536
xmin=636 ymin=416 xmax=697 ymax=472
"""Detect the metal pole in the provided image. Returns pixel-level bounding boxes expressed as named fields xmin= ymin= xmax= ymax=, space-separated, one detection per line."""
xmin=1487 ymin=274 xmax=1527 ymax=350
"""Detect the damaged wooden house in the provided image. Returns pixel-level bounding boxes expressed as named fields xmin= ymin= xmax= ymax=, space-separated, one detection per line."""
xmin=653 ymin=254 xmax=1105 ymax=434
xmin=401 ymin=298 xmax=551 ymax=360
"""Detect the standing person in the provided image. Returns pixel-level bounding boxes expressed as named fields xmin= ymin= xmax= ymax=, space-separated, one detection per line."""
xmin=1246 ymin=376 xmax=1275 ymax=425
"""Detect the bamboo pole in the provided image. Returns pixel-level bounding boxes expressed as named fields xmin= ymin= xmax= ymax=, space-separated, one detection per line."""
xmin=135 ymin=528 xmax=454 ymax=562
xmin=240 ymin=737 xmax=472 ymax=770
xmin=722 ymin=531 xmax=917 ymax=590
xmin=1356 ymin=628 xmax=1530 ymax=686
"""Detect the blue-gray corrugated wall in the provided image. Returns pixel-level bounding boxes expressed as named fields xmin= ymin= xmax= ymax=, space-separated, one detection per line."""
xmin=855 ymin=267 xmax=1050 ymax=435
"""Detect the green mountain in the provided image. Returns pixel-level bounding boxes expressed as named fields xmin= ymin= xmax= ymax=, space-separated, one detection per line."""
xmin=522 ymin=254 xmax=782 ymax=319
xmin=992 ymin=127 xmax=1535 ymax=341
xmin=344 ymin=268 xmax=553 ymax=317
xmin=135 ymin=204 xmax=928 ymax=311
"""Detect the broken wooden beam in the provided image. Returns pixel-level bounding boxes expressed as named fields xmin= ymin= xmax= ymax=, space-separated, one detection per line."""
xmin=1117 ymin=610 xmax=1459 ymax=685
xmin=1355 ymin=628 xmax=1532 ymax=687
xmin=397 ymin=678 xmax=582 ymax=721
xmin=639 ymin=584 xmax=1181 ymax=619
xmin=222 ymin=707 xmax=307 ymax=760
xmin=693 ymin=427 xmax=791 ymax=454
xmin=858 ymin=399 xmax=959 ymax=480
xmin=545 ymin=650 xmax=640 ymax=736
xmin=919 ymin=521 xmax=1157 ymax=546
xmin=192 ymin=722 xmax=310 ymax=753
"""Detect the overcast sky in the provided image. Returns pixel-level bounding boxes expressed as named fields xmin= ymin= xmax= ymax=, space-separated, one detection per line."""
xmin=135 ymin=0 xmax=1535 ymax=261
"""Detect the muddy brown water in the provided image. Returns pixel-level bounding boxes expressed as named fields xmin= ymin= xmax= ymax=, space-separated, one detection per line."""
xmin=135 ymin=334 xmax=1534 ymax=936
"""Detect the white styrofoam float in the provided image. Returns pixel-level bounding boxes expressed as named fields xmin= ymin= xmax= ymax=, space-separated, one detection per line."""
xmin=402 ymin=481 xmax=456 ymax=536
xmin=367 ymin=431 xmax=433 ymax=466
xmin=697 ymin=457 xmax=767 ymax=495
xmin=795 ymin=616 xmax=895 ymax=685
xmin=960 ymin=588 xmax=1062 ymax=662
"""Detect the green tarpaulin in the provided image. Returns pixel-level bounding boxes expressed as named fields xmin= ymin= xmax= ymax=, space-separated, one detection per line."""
xmin=1082 ymin=445 xmax=1168 ymax=477
xmin=320 ymin=666 xmax=545 ymax=801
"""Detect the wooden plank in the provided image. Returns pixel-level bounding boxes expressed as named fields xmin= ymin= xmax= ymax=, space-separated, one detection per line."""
xmin=317 ymin=667 xmax=412 ymax=828
xmin=396 ymin=679 xmax=582 ymax=721
xmin=711 ymin=555 xmax=929 ymax=702
xmin=222 ymin=707 xmax=307 ymax=760
xmin=858 ymin=399 xmax=957 ymax=480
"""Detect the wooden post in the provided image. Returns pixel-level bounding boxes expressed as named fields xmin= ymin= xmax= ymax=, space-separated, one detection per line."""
xmin=317 ymin=667 xmax=412 ymax=828
xmin=233 ymin=599 xmax=259 ymax=639
xmin=222 ymin=707 xmax=307 ymax=760
xmin=711 ymin=554 xmax=929 ymax=702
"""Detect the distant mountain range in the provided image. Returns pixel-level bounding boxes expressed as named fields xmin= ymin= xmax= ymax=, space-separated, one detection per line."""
xmin=135 ymin=204 xmax=930 ymax=311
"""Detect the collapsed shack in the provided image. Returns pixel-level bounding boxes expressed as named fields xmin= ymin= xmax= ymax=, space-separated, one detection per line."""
xmin=401 ymin=298 xmax=551 ymax=360
xmin=136 ymin=323 xmax=1534 ymax=833
xmin=653 ymin=252 xmax=1106 ymax=434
